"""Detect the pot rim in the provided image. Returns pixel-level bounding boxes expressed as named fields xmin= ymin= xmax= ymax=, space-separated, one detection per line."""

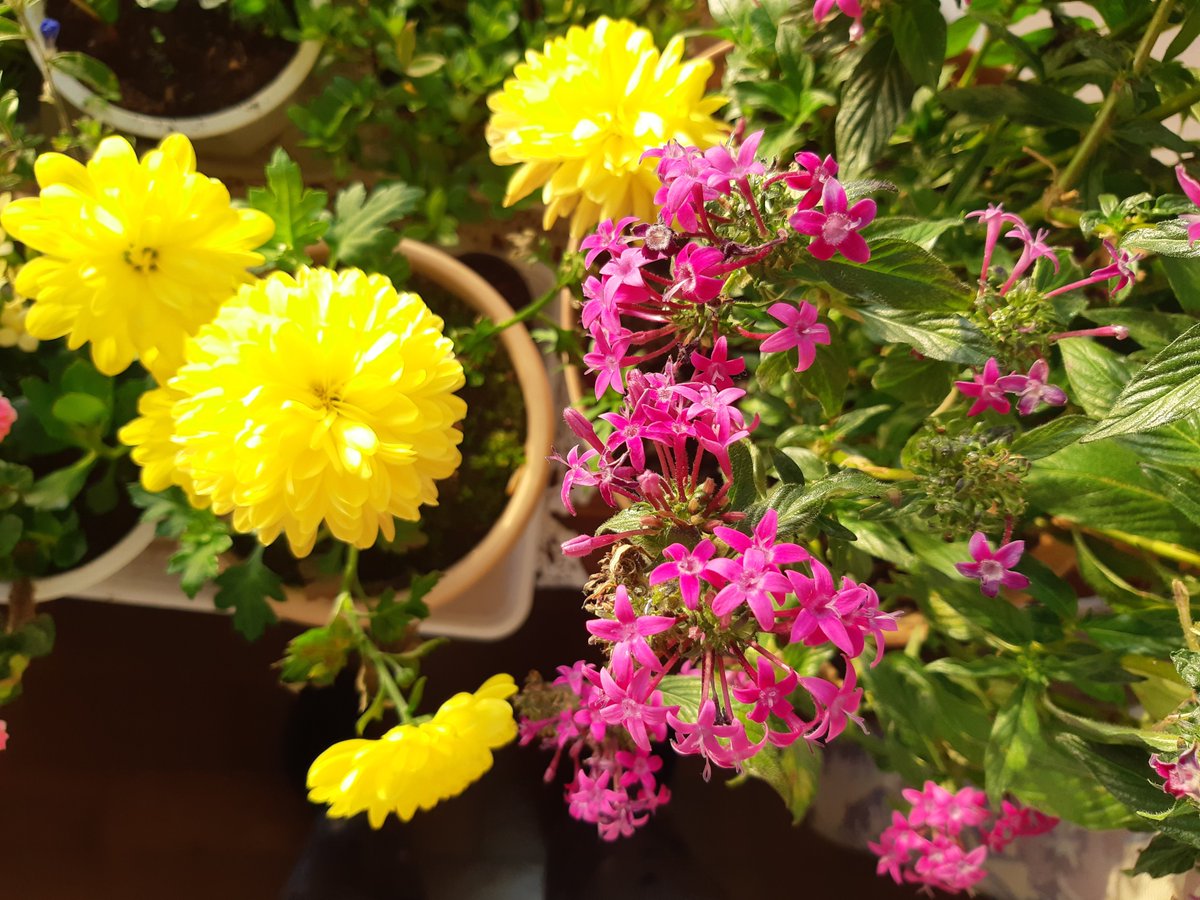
xmin=21 ymin=0 xmax=322 ymax=140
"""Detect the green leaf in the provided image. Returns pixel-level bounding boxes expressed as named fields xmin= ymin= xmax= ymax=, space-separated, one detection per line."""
xmin=868 ymin=216 xmax=961 ymax=250
xmin=51 ymin=392 xmax=108 ymax=428
xmin=49 ymin=52 xmax=120 ymax=101
xmin=1124 ymin=222 xmax=1200 ymax=259
xmin=595 ymin=502 xmax=654 ymax=536
xmin=168 ymin=531 xmax=232 ymax=599
xmin=657 ymin=674 xmax=701 ymax=721
xmin=212 ymin=550 xmax=283 ymax=641
xmin=727 ymin=439 xmax=761 ymax=511
xmin=1161 ymin=257 xmax=1200 ymax=314
xmin=742 ymin=741 xmax=823 ymax=824
xmin=1026 ymin=441 xmax=1200 ymax=547
xmin=1172 ymin=649 xmax=1200 ymax=691
xmin=794 ymin=238 xmax=972 ymax=311
xmin=246 ymin=149 xmax=329 ymax=270
xmin=279 ymin=617 xmax=355 ymax=685
xmin=986 ymin=680 xmax=1041 ymax=800
xmin=1011 ymin=415 xmax=1092 ymax=460
xmin=799 ymin=328 xmax=849 ymax=418
xmin=1085 ymin=323 xmax=1200 ymax=442
xmin=370 ymin=574 xmax=436 ymax=644
xmin=1058 ymin=733 xmax=1172 ymax=821
xmin=890 ymin=0 xmax=947 ymax=88
xmin=0 ymin=463 xmax=32 ymax=511
xmin=1016 ymin=556 xmax=1076 ymax=619
xmin=1131 ymin=834 xmax=1200 ymax=878
xmin=1140 ymin=465 xmax=1200 ymax=529
xmin=939 ymin=83 xmax=1092 ymax=128
xmin=857 ymin=306 xmax=993 ymax=364
xmin=770 ymin=470 xmax=882 ymax=534
xmin=23 ymin=455 xmax=96 ymax=511
xmin=835 ymin=34 xmax=915 ymax=177
xmin=325 ymin=181 xmax=423 ymax=269
xmin=769 ymin=447 xmax=806 ymax=485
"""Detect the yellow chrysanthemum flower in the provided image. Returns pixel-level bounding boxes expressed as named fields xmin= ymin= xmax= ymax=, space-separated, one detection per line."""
xmin=0 ymin=135 xmax=274 ymax=380
xmin=486 ymin=16 xmax=728 ymax=240
xmin=307 ymin=674 xmax=518 ymax=827
xmin=119 ymin=267 xmax=466 ymax=557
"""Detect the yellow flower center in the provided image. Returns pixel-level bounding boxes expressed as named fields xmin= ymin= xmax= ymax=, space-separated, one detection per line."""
xmin=122 ymin=245 xmax=160 ymax=273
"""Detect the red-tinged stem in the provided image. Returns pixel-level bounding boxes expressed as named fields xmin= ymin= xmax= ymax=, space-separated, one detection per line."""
xmin=695 ymin=187 xmax=721 ymax=242
xmin=716 ymin=656 xmax=736 ymax=725
xmin=739 ymin=178 xmax=770 ymax=238
xmin=729 ymin=644 xmax=759 ymax=679
xmin=622 ymin=340 xmax=679 ymax=368
xmin=691 ymin=445 xmax=704 ymax=490
xmin=699 ymin=649 xmax=713 ymax=712
xmin=1003 ymin=516 xmax=1014 ymax=546
xmin=750 ymin=641 xmax=795 ymax=675
xmin=647 ymin=654 xmax=681 ymax=692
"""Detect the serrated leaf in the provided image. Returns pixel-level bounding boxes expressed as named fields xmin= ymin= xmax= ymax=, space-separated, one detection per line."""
xmin=1171 ymin=649 xmax=1200 ymax=691
xmin=596 ymin=502 xmax=654 ymax=536
xmin=986 ymin=680 xmax=1041 ymax=800
xmin=1140 ymin=465 xmax=1200 ymax=529
xmin=169 ymin=531 xmax=232 ymax=598
xmin=771 ymin=470 xmax=881 ymax=534
xmin=326 ymin=181 xmax=423 ymax=269
xmin=727 ymin=439 xmax=760 ymax=511
xmin=1085 ymin=323 xmax=1200 ymax=442
xmin=213 ymin=551 xmax=283 ymax=641
xmin=794 ymin=238 xmax=972 ymax=311
xmin=1016 ymin=556 xmax=1076 ymax=619
xmin=246 ymin=149 xmax=328 ymax=270
xmin=857 ymin=305 xmax=993 ymax=364
xmin=1132 ymin=834 xmax=1200 ymax=878
xmin=940 ymin=83 xmax=1092 ymax=128
xmin=890 ymin=0 xmax=947 ymax=88
xmin=1027 ymin=442 xmax=1200 ymax=547
xmin=1123 ymin=222 xmax=1200 ymax=259
xmin=835 ymin=34 xmax=915 ymax=177
xmin=1011 ymin=415 xmax=1092 ymax=460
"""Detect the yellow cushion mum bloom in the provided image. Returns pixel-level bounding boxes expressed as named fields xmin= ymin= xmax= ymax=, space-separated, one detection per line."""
xmin=0 ymin=135 xmax=274 ymax=380
xmin=307 ymin=674 xmax=518 ymax=827
xmin=120 ymin=267 xmax=466 ymax=557
xmin=486 ymin=17 xmax=727 ymax=240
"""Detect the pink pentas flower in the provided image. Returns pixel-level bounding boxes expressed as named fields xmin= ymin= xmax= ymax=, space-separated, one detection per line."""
xmin=581 ymin=216 xmax=638 ymax=267
xmin=615 ymin=748 xmax=663 ymax=794
xmin=703 ymin=129 xmax=766 ymax=194
xmin=673 ymin=383 xmax=747 ymax=433
xmin=650 ymin=540 xmax=718 ymax=610
xmin=583 ymin=327 xmax=631 ymax=399
xmin=759 ymin=301 xmax=832 ymax=372
xmin=596 ymin=655 xmax=672 ymax=751
xmin=586 ymin=585 xmax=676 ymax=672
xmin=1152 ymin=745 xmax=1200 ymax=802
xmin=914 ymin=838 xmax=988 ymax=894
xmin=786 ymin=561 xmax=862 ymax=657
xmin=0 ymin=396 xmax=16 ymax=444
xmin=1175 ymin=164 xmax=1200 ymax=243
xmin=799 ymin=659 xmax=864 ymax=742
xmin=902 ymin=782 xmax=991 ymax=837
xmin=707 ymin=546 xmax=792 ymax=631
xmin=955 ymin=357 xmax=1012 ymax=416
xmin=869 ymin=811 xmax=925 ymax=884
xmin=840 ymin=577 xmax=898 ymax=665
xmin=1045 ymin=239 xmax=1140 ymax=298
xmin=691 ymin=337 xmax=746 ymax=390
xmin=599 ymin=246 xmax=653 ymax=304
xmin=984 ymin=800 xmax=1058 ymax=852
xmin=645 ymin=143 xmax=718 ymax=232
xmin=599 ymin=410 xmax=650 ymax=471
xmin=789 ymin=177 xmax=876 ymax=263
xmin=785 ymin=151 xmax=839 ymax=211
xmin=668 ymin=699 xmax=764 ymax=779
xmin=731 ymin=656 xmax=800 ymax=725
xmin=813 ymin=0 xmax=864 ymax=39
xmin=1000 ymin=222 xmax=1059 ymax=294
xmin=552 ymin=445 xmax=598 ymax=515
xmin=954 ymin=531 xmax=1030 ymax=598
xmin=713 ymin=508 xmax=809 ymax=567
xmin=566 ymin=769 xmax=621 ymax=822
xmin=665 ymin=243 xmax=727 ymax=304
xmin=996 ymin=359 xmax=1068 ymax=415
xmin=965 ymin=204 xmax=1022 ymax=285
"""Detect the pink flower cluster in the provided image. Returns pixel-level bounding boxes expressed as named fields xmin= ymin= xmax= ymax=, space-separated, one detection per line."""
xmin=1176 ymin=165 xmax=1200 ymax=243
xmin=955 ymin=357 xmax=1068 ymax=417
xmin=578 ymin=134 xmax=871 ymax=398
xmin=519 ymin=662 xmax=671 ymax=840
xmin=966 ymin=203 xmax=1137 ymax=297
xmin=1152 ymin=744 xmax=1200 ymax=803
xmin=813 ymin=0 xmax=864 ymax=41
xmin=870 ymin=781 xmax=1057 ymax=895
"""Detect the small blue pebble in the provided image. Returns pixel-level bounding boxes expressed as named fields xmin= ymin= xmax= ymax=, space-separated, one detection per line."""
xmin=40 ymin=18 xmax=61 ymax=47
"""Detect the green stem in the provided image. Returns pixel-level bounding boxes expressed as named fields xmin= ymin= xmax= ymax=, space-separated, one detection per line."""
xmin=492 ymin=277 xmax=567 ymax=333
xmin=1175 ymin=580 xmax=1199 ymax=653
xmin=830 ymin=451 xmax=915 ymax=482
xmin=956 ymin=36 xmax=994 ymax=90
xmin=1135 ymin=83 xmax=1200 ymax=123
xmin=1037 ymin=0 xmax=1178 ymax=216
xmin=341 ymin=544 xmax=360 ymax=596
xmin=1078 ymin=523 xmax=1200 ymax=568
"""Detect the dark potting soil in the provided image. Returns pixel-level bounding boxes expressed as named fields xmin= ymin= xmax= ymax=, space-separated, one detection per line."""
xmin=47 ymin=0 xmax=296 ymax=118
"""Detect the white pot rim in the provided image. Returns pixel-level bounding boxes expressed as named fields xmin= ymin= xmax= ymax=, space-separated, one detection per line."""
xmin=0 ymin=519 xmax=158 ymax=603
xmin=22 ymin=0 xmax=321 ymax=140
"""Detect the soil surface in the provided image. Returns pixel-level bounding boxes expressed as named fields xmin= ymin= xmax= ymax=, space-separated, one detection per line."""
xmin=48 ymin=0 xmax=295 ymax=117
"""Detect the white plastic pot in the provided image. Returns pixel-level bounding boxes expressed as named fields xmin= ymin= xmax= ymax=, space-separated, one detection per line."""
xmin=0 ymin=519 xmax=157 ymax=603
xmin=22 ymin=0 xmax=321 ymax=156
xmin=37 ymin=240 xmax=555 ymax=641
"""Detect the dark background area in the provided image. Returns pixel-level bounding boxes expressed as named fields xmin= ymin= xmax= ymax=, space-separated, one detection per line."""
xmin=0 ymin=590 xmax=920 ymax=899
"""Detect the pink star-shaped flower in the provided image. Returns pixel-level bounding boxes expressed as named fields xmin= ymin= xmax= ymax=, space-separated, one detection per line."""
xmin=586 ymin=585 xmax=676 ymax=671
xmin=691 ymin=337 xmax=746 ymax=390
xmin=650 ymin=540 xmax=718 ymax=610
xmin=789 ymin=177 xmax=876 ymax=262
xmin=955 ymin=357 xmax=1012 ymax=416
xmin=759 ymin=301 xmax=831 ymax=373
xmin=953 ymin=531 xmax=1030 ymax=597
